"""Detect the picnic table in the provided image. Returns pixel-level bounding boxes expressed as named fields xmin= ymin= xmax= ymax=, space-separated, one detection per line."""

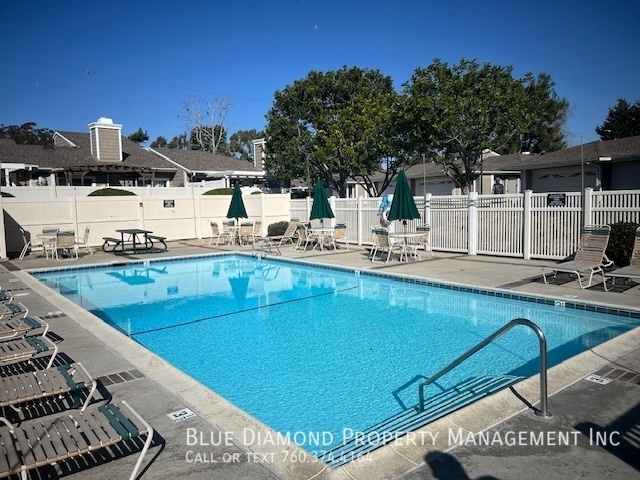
xmin=102 ymin=229 xmax=167 ymax=255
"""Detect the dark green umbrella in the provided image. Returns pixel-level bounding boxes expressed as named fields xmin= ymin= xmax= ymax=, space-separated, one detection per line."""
xmin=388 ymin=170 xmax=420 ymax=231
xmin=309 ymin=179 xmax=334 ymax=226
xmin=226 ymin=183 xmax=248 ymax=225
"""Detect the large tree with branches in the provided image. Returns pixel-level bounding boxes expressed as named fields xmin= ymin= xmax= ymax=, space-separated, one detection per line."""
xmin=402 ymin=59 xmax=566 ymax=192
xmin=264 ymin=66 xmax=401 ymax=197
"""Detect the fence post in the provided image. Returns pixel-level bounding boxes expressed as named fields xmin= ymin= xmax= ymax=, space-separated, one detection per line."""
xmin=468 ymin=191 xmax=478 ymax=255
xmin=71 ymin=196 xmax=79 ymax=234
xmin=260 ymin=193 xmax=267 ymax=236
xmin=306 ymin=196 xmax=312 ymax=222
xmin=584 ymin=187 xmax=594 ymax=225
xmin=357 ymin=196 xmax=363 ymax=245
xmin=329 ymin=196 xmax=336 ymax=228
xmin=523 ymin=190 xmax=532 ymax=259
xmin=49 ymin=174 xmax=57 ymax=198
xmin=424 ymin=193 xmax=431 ymax=226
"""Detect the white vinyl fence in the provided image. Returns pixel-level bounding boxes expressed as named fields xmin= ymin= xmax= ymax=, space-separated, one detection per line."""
xmin=292 ymin=188 xmax=640 ymax=260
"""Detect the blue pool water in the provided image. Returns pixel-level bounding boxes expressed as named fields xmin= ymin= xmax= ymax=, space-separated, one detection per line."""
xmin=33 ymin=255 xmax=640 ymax=453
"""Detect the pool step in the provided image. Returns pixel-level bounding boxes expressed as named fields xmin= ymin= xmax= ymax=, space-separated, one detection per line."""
xmin=320 ymin=374 xmax=523 ymax=468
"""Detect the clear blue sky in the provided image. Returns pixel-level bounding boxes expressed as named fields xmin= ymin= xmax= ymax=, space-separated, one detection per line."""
xmin=1 ymin=1 xmax=639 ymax=147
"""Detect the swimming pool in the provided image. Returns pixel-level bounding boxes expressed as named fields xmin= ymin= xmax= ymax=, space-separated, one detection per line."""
xmin=32 ymin=254 xmax=640 ymax=457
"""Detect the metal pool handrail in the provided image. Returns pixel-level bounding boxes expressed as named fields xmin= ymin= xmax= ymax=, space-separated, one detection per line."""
xmin=418 ymin=318 xmax=551 ymax=417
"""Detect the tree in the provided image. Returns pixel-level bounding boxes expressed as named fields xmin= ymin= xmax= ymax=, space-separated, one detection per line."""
xmin=229 ymin=129 xmax=264 ymax=162
xmin=150 ymin=136 xmax=168 ymax=148
xmin=511 ymin=73 xmax=569 ymax=154
xmin=127 ymin=127 xmax=149 ymax=144
xmin=0 ymin=122 xmax=53 ymax=145
xmin=182 ymin=94 xmax=231 ymax=154
xmin=167 ymin=133 xmax=188 ymax=150
xmin=596 ymin=98 xmax=640 ymax=140
xmin=402 ymin=59 xmax=550 ymax=192
xmin=264 ymin=66 xmax=400 ymax=197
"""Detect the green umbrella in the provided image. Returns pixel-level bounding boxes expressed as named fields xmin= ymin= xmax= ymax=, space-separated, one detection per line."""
xmin=388 ymin=170 xmax=420 ymax=231
xmin=226 ymin=183 xmax=248 ymax=225
xmin=309 ymin=179 xmax=334 ymax=226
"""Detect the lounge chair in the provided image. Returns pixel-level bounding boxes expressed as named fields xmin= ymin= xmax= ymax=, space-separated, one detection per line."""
xmin=295 ymin=223 xmax=315 ymax=251
xmin=0 ymin=302 xmax=28 ymax=321
xmin=0 ymin=289 xmax=12 ymax=304
xmin=0 ymin=400 xmax=153 ymax=480
xmin=270 ymin=220 xmax=299 ymax=246
xmin=0 ymin=362 xmax=97 ymax=414
xmin=0 ymin=316 xmax=49 ymax=342
xmin=329 ymin=223 xmax=349 ymax=250
xmin=0 ymin=335 xmax=58 ymax=370
xmin=604 ymin=226 xmax=640 ymax=291
xmin=542 ymin=225 xmax=613 ymax=289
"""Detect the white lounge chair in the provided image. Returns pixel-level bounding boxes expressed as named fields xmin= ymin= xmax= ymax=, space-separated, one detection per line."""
xmin=542 ymin=225 xmax=612 ymax=289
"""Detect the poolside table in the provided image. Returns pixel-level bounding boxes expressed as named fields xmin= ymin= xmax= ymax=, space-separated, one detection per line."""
xmin=389 ymin=231 xmax=423 ymax=262
xmin=308 ymin=227 xmax=334 ymax=251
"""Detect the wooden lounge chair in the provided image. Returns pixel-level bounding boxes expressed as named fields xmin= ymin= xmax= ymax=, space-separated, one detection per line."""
xmin=0 ymin=362 xmax=97 ymax=414
xmin=0 ymin=400 xmax=153 ymax=480
xmin=0 ymin=302 xmax=28 ymax=322
xmin=604 ymin=226 xmax=640 ymax=291
xmin=0 ymin=335 xmax=58 ymax=370
xmin=542 ymin=225 xmax=613 ymax=289
xmin=0 ymin=316 xmax=49 ymax=342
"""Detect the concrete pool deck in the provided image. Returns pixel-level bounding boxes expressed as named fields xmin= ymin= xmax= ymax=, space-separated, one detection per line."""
xmin=2 ymin=240 xmax=639 ymax=479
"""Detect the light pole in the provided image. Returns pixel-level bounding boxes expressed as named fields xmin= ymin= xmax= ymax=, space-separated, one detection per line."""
xmin=580 ymin=136 xmax=585 ymax=227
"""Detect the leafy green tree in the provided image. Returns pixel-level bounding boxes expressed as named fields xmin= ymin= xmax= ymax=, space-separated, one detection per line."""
xmin=596 ymin=98 xmax=640 ymax=140
xmin=0 ymin=122 xmax=53 ymax=145
xmin=229 ymin=129 xmax=264 ymax=162
xmin=511 ymin=73 xmax=569 ymax=153
xmin=402 ymin=59 xmax=551 ymax=192
xmin=150 ymin=136 xmax=168 ymax=148
xmin=264 ymin=66 xmax=399 ymax=197
xmin=127 ymin=127 xmax=149 ymax=144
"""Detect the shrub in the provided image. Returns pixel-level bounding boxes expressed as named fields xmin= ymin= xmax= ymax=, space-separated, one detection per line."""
xmin=88 ymin=188 xmax=136 ymax=196
xmin=606 ymin=221 xmax=640 ymax=267
xmin=1 ymin=192 xmax=14 ymax=197
xmin=268 ymin=221 xmax=289 ymax=237
xmin=251 ymin=191 xmax=262 ymax=194
xmin=204 ymin=188 xmax=234 ymax=195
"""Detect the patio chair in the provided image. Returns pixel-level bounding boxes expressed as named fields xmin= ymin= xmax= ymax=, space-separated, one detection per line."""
xmin=604 ymin=226 xmax=640 ymax=291
xmin=370 ymin=227 xmax=401 ymax=264
xmin=0 ymin=316 xmax=49 ymax=342
xmin=239 ymin=222 xmax=254 ymax=245
xmin=295 ymin=223 xmax=316 ymax=251
xmin=542 ymin=225 xmax=613 ymax=289
xmin=0 ymin=400 xmax=154 ymax=480
xmin=74 ymin=226 xmax=93 ymax=255
xmin=411 ymin=224 xmax=433 ymax=257
xmin=208 ymin=222 xmax=232 ymax=246
xmin=56 ymin=230 xmax=78 ymax=261
xmin=329 ymin=223 xmax=349 ymax=250
xmin=18 ymin=229 xmax=50 ymax=261
xmin=0 ymin=334 xmax=58 ymax=370
xmin=0 ymin=362 xmax=97 ymax=414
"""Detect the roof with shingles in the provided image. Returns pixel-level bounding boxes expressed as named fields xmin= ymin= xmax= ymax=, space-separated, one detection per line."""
xmin=147 ymin=148 xmax=262 ymax=173
xmin=0 ymin=131 xmax=263 ymax=173
xmin=370 ymin=135 xmax=640 ymax=181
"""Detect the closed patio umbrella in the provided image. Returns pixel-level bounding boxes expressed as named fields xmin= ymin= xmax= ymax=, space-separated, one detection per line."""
xmin=309 ymin=179 xmax=334 ymax=226
xmin=388 ymin=170 xmax=420 ymax=231
xmin=226 ymin=183 xmax=248 ymax=225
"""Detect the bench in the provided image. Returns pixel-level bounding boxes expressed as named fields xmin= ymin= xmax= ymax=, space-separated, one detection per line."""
xmin=147 ymin=234 xmax=168 ymax=252
xmin=102 ymin=236 xmax=123 ymax=252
